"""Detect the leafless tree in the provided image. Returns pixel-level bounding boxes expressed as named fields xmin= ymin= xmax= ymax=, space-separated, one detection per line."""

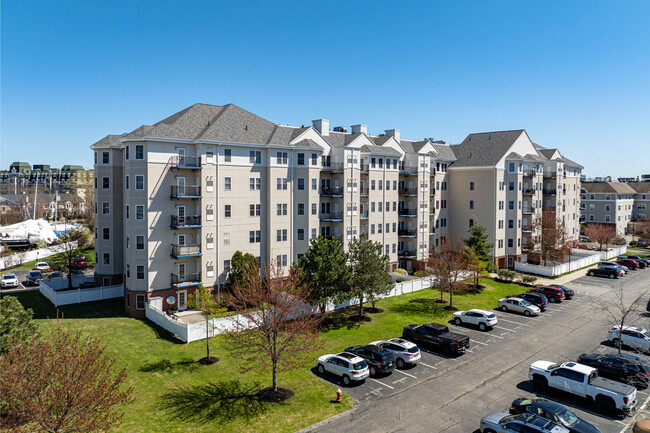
xmin=597 ymin=283 xmax=648 ymax=356
xmin=530 ymin=207 xmax=570 ymax=265
xmin=223 ymin=262 xmax=324 ymax=398
xmin=633 ymin=219 xmax=650 ymax=241
xmin=585 ymin=223 xmax=617 ymax=251
xmin=426 ymin=237 xmax=471 ymax=310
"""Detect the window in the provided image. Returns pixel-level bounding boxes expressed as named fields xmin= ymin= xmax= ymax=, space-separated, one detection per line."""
xmin=498 ymin=220 xmax=504 ymax=229
xmin=606 ymin=215 xmax=611 ymax=222
xmin=499 ymin=201 xmax=504 ymax=210
xmin=508 ymin=220 xmax=514 ymax=229
xmin=276 ymin=255 xmax=288 ymax=267
xmin=224 ymin=204 xmax=231 ymax=218
xmin=393 ymin=201 xmax=397 ymax=212
xmin=135 ymin=205 xmax=144 ymax=220
xmin=249 ymin=150 xmax=261 ymax=164
xmin=250 ymin=177 xmax=261 ymax=190
xmin=250 ymin=204 xmax=261 ymax=217
xmin=311 ymin=154 xmax=318 ymax=165
xmin=371 ymin=202 xmax=376 ymax=212
xmin=469 ymin=181 xmax=475 ymax=191
xmin=378 ymin=224 xmax=382 ymax=233
xmin=371 ymin=224 xmax=375 ymax=234
xmin=298 ymin=203 xmax=305 ymax=215
xmin=508 ymin=201 xmax=514 ymax=210
xmin=371 ymin=158 xmax=376 ymax=168
xmin=136 ymin=235 xmax=144 ymax=250
xmin=103 ymin=253 xmax=110 ymax=265
xmin=206 ymin=152 xmax=214 ymax=163
xmin=94 ymin=177 xmax=97 ymax=189
xmin=94 ymin=152 xmax=98 ymax=164
xmin=509 ymin=162 xmax=515 ymax=172
xmin=469 ymin=200 xmax=474 ymax=210
xmin=298 ymin=153 xmax=305 ymax=165
xmin=224 ymin=177 xmax=231 ymax=191
xmin=378 ymin=180 xmax=383 ymax=190
xmin=135 ymin=175 xmax=144 ymax=190
xmin=371 ymin=180 xmax=376 ymax=190
xmin=126 ymin=263 xmax=130 ymax=278
xmin=311 ymin=178 xmax=317 ymax=190
xmin=379 ymin=158 xmax=383 ymax=169
xmin=135 ymin=145 xmax=144 ymax=160
xmin=276 ymin=229 xmax=288 ymax=242
xmin=378 ymin=202 xmax=383 ymax=212
xmin=469 ymin=219 xmax=474 ymax=228
xmin=311 ymin=228 xmax=317 ymax=239
xmin=135 ymin=294 xmax=145 ymax=309
xmin=125 ymin=175 xmax=130 ymax=190
xmin=605 ymin=204 xmax=610 ymax=211
xmin=276 ymin=152 xmax=288 ymax=164
xmin=298 ymin=228 xmax=305 ymax=240
xmin=276 ymin=178 xmax=288 ymax=190
xmin=102 ymin=151 xmax=110 ymax=164
xmin=206 ymin=179 xmax=214 ymax=192
xmin=508 ymin=239 xmax=514 ymax=248
xmin=136 ymin=265 xmax=145 ymax=281
xmin=498 ymin=239 xmax=504 ymax=248
xmin=103 ymin=228 xmax=110 ymax=240
xmin=223 ymin=232 xmax=230 ymax=246
xmin=206 ymin=208 xmax=214 ymax=221
xmin=509 ymin=181 xmax=514 ymax=191
xmin=224 ymin=260 xmax=231 ymax=273
xmin=298 ymin=178 xmax=305 ymax=190
xmin=102 ymin=177 xmax=110 ymax=189
xmin=277 ymin=203 xmax=287 ymax=216
xmin=249 ymin=230 xmax=261 ymax=243
xmin=102 ymin=202 xmax=110 ymax=215
xmin=224 ymin=149 xmax=232 ymax=162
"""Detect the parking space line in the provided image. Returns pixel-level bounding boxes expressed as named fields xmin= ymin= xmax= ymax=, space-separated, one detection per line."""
xmin=486 ymin=332 xmax=504 ymax=339
xmin=395 ymin=369 xmax=417 ymax=379
xmin=471 ymin=339 xmax=488 ymax=346
xmin=419 ymin=362 xmax=437 ymax=369
xmin=465 ymin=349 xmax=474 ymax=353
xmin=493 ymin=325 xmax=517 ymax=333
xmin=369 ymin=378 xmax=394 ymax=389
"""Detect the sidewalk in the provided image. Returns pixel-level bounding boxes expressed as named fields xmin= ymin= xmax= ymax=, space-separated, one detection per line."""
xmin=533 ymin=263 xmax=599 ymax=287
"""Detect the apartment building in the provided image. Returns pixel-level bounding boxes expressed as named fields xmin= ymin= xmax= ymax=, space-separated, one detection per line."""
xmin=92 ymin=103 xmax=458 ymax=317
xmin=628 ymin=182 xmax=650 ymax=221
xmin=448 ymin=130 xmax=582 ymax=269
xmin=580 ymin=182 xmax=639 ymax=234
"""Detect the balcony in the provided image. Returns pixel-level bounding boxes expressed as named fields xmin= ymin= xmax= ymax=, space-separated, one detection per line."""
xmin=171 ymin=272 xmax=202 ymax=288
xmin=319 ymin=212 xmax=344 ymax=222
xmin=399 ymin=188 xmax=418 ymax=196
xmin=522 ymin=207 xmax=536 ymax=214
xmin=398 ymin=250 xmax=417 ymax=259
xmin=430 ymin=170 xmax=437 ymax=177
xmin=319 ymin=186 xmax=344 ymax=197
xmin=170 ymin=215 xmax=201 ymax=229
xmin=523 ymin=169 xmax=537 ymax=177
xmin=359 ymin=187 xmax=369 ymax=197
xmin=398 ymin=209 xmax=417 ymax=217
xmin=543 ymin=171 xmax=557 ymax=179
xmin=360 ymin=212 xmax=368 ymax=220
xmin=398 ymin=229 xmax=417 ymax=237
xmin=523 ymin=188 xmax=536 ymax=196
xmin=170 ymin=155 xmax=202 ymax=170
xmin=399 ymin=167 xmax=418 ymax=176
xmin=360 ymin=163 xmax=369 ymax=174
xmin=170 ymin=244 xmax=202 ymax=259
xmin=321 ymin=163 xmax=344 ymax=173
xmin=522 ymin=225 xmax=533 ymax=232
xmin=324 ymin=234 xmax=343 ymax=243
xmin=170 ymin=185 xmax=202 ymax=199
xmin=542 ymin=189 xmax=556 ymax=195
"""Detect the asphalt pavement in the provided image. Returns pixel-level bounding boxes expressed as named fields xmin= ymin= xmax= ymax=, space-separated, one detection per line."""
xmin=303 ymin=268 xmax=650 ymax=433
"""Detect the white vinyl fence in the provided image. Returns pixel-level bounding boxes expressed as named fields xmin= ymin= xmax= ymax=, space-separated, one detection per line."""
xmin=0 ymin=241 xmax=78 ymax=270
xmin=39 ymin=279 xmax=123 ymax=307
xmin=515 ymin=246 xmax=627 ymax=277
xmin=145 ymin=276 xmax=438 ymax=343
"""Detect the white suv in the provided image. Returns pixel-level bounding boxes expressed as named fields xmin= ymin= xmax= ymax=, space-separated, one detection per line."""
xmin=317 ymin=352 xmax=369 ymax=385
xmin=1 ymin=273 xmax=19 ymax=288
xmin=608 ymin=326 xmax=650 ymax=352
xmin=453 ymin=309 xmax=497 ymax=331
xmin=369 ymin=338 xmax=421 ymax=368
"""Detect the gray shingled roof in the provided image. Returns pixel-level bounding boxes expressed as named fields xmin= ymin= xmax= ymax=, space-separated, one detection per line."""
xmin=431 ymin=144 xmax=457 ymax=161
xmin=561 ymin=156 xmax=584 ymax=169
xmin=538 ymin=148 xmax=560 ymax=160
xmin=369 ymin=135 xmax=392 ymax=146
xmin=91 ymin=133 xmax=127 ymax=148
xmin=449 ymin=130 xmax=526 ymax=167
xmin=581 ymin=182 xmax=636 ymax=194
xmin=625 ymin=182 xmax=650 ymax=194
xmin=360 ymin=145 xmax=402 ymax=156
xmin=293 ymin=139 xmax=324 ymax=150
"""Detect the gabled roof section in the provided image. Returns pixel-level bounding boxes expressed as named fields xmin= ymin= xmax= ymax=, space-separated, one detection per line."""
xmin=90 ymin=133 xmax=127 ymax=149
xmin=360 ymin=145 xmax=402 ymax=156
xmin=199 ymin=104 xmax=276 ymax=144
xmin=626 ymin=182 xmax=650 ymax=194
xmin=582 ymin=182 xmax=636 ymax=194
xmin=561 ymin=156 xmax=584 ymax=169
xmin=450 ymin=130 xmax=526 ymax=168
xmin=539 ymin=148 xmax=561 ymax=160
xmin=431 ymin=144 xmax=456 ymax=161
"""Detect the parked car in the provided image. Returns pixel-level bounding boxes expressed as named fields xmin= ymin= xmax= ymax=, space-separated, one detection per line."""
xmin=498 ymin=298 xmax=541 ymax=316
xmin=1 ymin=273 xmax=19 ymax=288
xmin=637 ymin=239 xmax=648 ymax=247
xmin=587 ymin=267 xmax=620 ymax=279
xmin=509 ymin=398 xmax=601 ymax=433
xmin=47 ymin=271 xmax=63 ymax=279
xmin=580 ymin=235 xmax=590 ymax=242
xmin=548 ymin=284 xmax=574 ymax=300
xmin=402 ymin=322 xmax=470 ymax=355
xmin=479 ymin=413 xmax=570 ymax=433
xmin=577 ymin=353 xmax=650 ymax=389
xmin=616 ymin=259 xmax=640 ymax=270
xmin=618 ymin=257 xmax=647 ymax=269
xmin=369 ymin=338 xmax=421 ymax=368
xmin=625 ymin=255 xmax=650 ymax=267
xmin=599 ymin=261 xmax=628 ymax=274
xmin=608 ymin=352 xmax=650 ymax=369
xmin=607 ymin=326 xmax=650 ymax=352
xmin=24 ymin=270 xmax=44 ymax=286
xmin=71 ymin=269 xmax=84 ymax=277
xmin=529 ymin=360 xmax=637 ymax=414
xmin=507 ymin=293 xmax=549 ymax=311
xmin=73 ymin=257 xmax=88 ymax=269
xmin=527 ymin=286 xmax=565 ymax=303
xmin=452 ymin=309 xmax=497 ymax=331
xmin=344 ymin=345 xmax=396 ymax=377
xmin=33 ymin=262 xmax=51 ymax=272
xmin=316 ymin=352 xmax=369 ymax=385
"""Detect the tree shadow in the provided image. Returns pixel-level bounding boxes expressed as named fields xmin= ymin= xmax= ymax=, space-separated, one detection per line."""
xmin=139 ymin=358 xmax=200 ymax=373
xmin=3 ymin=291 xmax=125 ymax=320
xmin=390 ymin=298 xmax=448 ymax=318
xmin=160 ymin=380 xmax=272 ymax=425
xmin=321 ymin=308 xmax=367 ymax=332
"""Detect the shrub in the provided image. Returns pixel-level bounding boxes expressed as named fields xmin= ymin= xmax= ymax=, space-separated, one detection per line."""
xmin=0 ymin=296 xmax=39 ymax=353
xmin=413 ymin=270 xmax=428 ymax=278
xmin=485 ymin=261 xmax=498 ymax=273
xmin=629 ymin=241 xmax=638 ymax=247
xmin=522 ymin=275 xmax=537 ymax=284
xmin=393 ymin=268 xmax=408 ymax=275
xmin=498 ymin=269 xmax=517 ymax=281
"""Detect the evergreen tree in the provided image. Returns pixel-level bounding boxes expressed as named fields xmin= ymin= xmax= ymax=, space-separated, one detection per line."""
xmin=463 ymin=224 xmax=493 ymax=260
xmin=228 ymin=251 xmax=259 ymax=287
xmin=348 ymin=234 xmax=391 ymax=320
xmin=0 ymin=296 xmax=39 ymax=353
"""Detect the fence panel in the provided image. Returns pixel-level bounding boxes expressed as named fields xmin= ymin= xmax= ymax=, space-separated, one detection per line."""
xmin=0 ymin=241 xmax=78 ymax=270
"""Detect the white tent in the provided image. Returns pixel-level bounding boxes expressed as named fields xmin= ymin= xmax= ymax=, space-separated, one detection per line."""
xmin=0 ymin=219 xmax=60 ymax=243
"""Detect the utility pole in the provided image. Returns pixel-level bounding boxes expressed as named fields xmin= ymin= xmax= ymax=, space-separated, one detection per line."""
xmin=33 ymin=172 xmax=39 ymax=220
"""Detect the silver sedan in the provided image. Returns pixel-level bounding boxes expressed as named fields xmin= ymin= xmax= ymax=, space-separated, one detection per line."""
xmin=498 ymin=297 xmax=540 ymax=317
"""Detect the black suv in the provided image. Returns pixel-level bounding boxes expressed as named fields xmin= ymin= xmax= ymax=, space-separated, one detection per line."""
xmin=587 ymin=267 xmax=619 ymax=279
xmin=577 ymin=353 xmax=650 ymax=389
xmin=626 ymin=255 xmax=650 ymax=266
xmin=344 ymin=345 xmax=397 ymax=377
xmin=506 ymin=293 xmax=549 ymax=311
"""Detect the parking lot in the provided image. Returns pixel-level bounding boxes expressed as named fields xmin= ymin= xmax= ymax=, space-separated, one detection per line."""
xmin=309 ymin=268 xmax=650 ymax=433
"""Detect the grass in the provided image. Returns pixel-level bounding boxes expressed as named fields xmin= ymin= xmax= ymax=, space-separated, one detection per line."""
xmin=621 ymin=252 xmax=650 ymax=259
xmin=1 ymin=244 xmax=95 ymax=273
xmin=3 ymin=278 xmax=527 ymax=433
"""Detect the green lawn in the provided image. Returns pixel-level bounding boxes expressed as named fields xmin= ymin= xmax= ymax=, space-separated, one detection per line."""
xmin=1 ymin=244 xmax=95 ymax=273
xmin=3 ymin=278 xmax=527 ymax=433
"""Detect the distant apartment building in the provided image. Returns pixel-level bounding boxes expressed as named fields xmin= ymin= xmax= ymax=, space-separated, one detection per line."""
xmin=0 ymin=162 xmax=90 ymax=193
xmin=628 ymin=182 xmax=650 ymax=221
xmin=91 ymin=103 xmax=582 ymax=317
xmin=580 ymin=182 xmax=650 ymax=234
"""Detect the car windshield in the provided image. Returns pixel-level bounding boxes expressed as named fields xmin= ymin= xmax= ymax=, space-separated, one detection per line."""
xmin=29 ymin=271 xmax=40 ymax=276
xmin=521 ymin=300 xmax=532 ymax=306
xmin=556 ymin=408 xmax=579 ymax=427
xmin=407 ymin=346 xmax=419 ymax=353
xmin=352 ymin=361 xmax=367 ymax=370
xmin=499 ymin=414 xmax=521 ymax=424
xmin=2 ymin=275 xmax=12 ymax=279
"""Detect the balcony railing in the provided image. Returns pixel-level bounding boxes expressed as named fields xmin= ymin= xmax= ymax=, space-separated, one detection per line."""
xmin=320 ymin=186 xmax=344 ymax=197
xmin=170 ymin=244 xmax=202 ymax=258
xmin=523 ymin=169 xmax=537 ymax=177
xmin=360 ymin=163 xmax=369 ymax=173
xmin=522 ymin=207 xmax=536 ymax=214
xmin=522 ymin=225 xmax=533 ymax=232
xmin=399 ymin=167 xmax=418 ymax=175
xmin=170 ymin=215 xmax=201 ymax=229
xmin=170 ymin=155 xmax=202 ymax=170
xmin=399 ymin=188 xmax=418 ymax=196
xmin=398 ymin=229 xmax=417 ymax=237
xmin=398 ymin=209 xmax=417 ymax=217
xmin=360 ymin=213 xmax=368 ymax=220
xmin=542 ymin=189 xmax=556 ymax=195
xmin=325 ymin=234 xmax=343 ymax=243
xmin=321 ymin=163 xmax=344 ymax=173
xmin=398 ymin=250 xmax=417 ymax=258
xmin=543 ymin=171 xmax=557 ymax=178
xmin=523 ymin=188 xmax=536 ymax=195
xmin=319 ymin=212 xmax=344 ymax=221
xmin=170 ymin=185 xmax=202 ymax=199
xmin=359 ymin=187 xmax=369 ymax=196
xmin=171 ymin=272 xmax=202 ymax=288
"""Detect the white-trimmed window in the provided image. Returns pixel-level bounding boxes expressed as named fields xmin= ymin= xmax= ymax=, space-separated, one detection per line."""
xmin=136 ymin=235 xmax=145 ymax=250
xmin=135 ymin=205 xmax=144 ymax=220
xmin=135 ymin=175 xmax=144 ymax=190
xmin=125 ymin=175 xmax=130 ymax=190
xmin=223 ymin=232 xmax=230 ymax=246
xmin=135 ymin=294 xmax=145 ymax=310
xmin=135 ymin=145 xmax=144 ymax=160
xmin=103 ymin=253 xmax=110 ymax=265
xmin=102 ymin=202 xmax=110 ymax=215
xmin=102 ymin=177 xmax=110 ymax=189
xmin=102 ymin=151 xmax=110 ymax=164
xmin=136 ymin=266 xmax=145 ymax=280
xmin=224 ymin=177 xmax=231 ymax=191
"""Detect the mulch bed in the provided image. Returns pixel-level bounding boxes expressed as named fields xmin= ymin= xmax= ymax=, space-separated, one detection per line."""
xmin=258 ymin=387 xmax=294 ymax=403
xmin=197 ymin=356 xmax=219 ymax=365
xmin=348 ymin=314 xmax=372 ymax=322
xmin=443 ymin=305 xmax=459 ymax=312
xmin=365 ymin=307 xmax=384 ymax=314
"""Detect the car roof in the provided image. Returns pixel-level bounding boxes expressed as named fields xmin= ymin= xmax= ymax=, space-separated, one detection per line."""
xmin=504 ymin=297 xmax=524 ymax=301
xmin=388 ymin=338 xmax=416 ymax=348
xmin=612 ymin=325 xmax=647 ymax=333
xmin=468 ymin=309 xmax=491 ymax=315
xmin=549 ymin=284 xmax=569 ymax=289
xmin=562 ymin=361 xmax=595 ymax=375
xmin=520 ymin=399 xmax=566 ymax=414
xmin=423 ymin=322 xmax=447 ymax=329
xmin=3 ymin=273 xmax=16 ymax=277
xmin=337 ymin=352 xmax=364 ymax=363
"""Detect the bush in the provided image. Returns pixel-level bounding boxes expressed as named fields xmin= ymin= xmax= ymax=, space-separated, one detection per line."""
xmin=413 ymin=270 xmax=428 ymax=278
xmin=630 ymin=241 xmax=638 ymax=247
xmin=498 ymin=269 xmax=517 ymax=282
xmin=485 ymin=261 xmax=498 ymax=273
xmin=393 ymin=268 xmax=408 ymax=275
xmin=522 ymin=275 xmax=537 ymax=284
xmin=0 ymin=296 xmax=39 ymax=353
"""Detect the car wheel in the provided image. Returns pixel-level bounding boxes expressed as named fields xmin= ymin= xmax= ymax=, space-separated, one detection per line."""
xmin=369 ymin=366 xmax=377 ymax=377
xmin=501 ymin=305 xmax=508 ymax=312
xmin=532 ymin=377 xmax=547 ymax=392
xmin=342 ymin=375 xmax=351 ymax=386
xmin=454 ymin=317 xmax=462 ymax=325
xmin=524 ymin=310 xmax=531 ymax=317
xmin=588 ymin=271 xmax=595 ymax=276
xmin=609 ymin=274 xmax=615 ymax=279
xmin=317 ymin=364 xmax=325 ymax=375
xmin=478 ymin=323 xmax=487 ymax=331
xmin=396 ymin=358 xmax=405 ymax=369
xmin=596 ymin=396 xmax=615 ymax=414
xmin=549 ymin=297 xmax=556 ymax=303
xmin=613 ymin=338 xmax=621 ymax=348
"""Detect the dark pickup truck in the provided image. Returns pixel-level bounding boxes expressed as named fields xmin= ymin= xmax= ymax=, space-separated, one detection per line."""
xmin=402 ymin=322 xmax=470 ymax=355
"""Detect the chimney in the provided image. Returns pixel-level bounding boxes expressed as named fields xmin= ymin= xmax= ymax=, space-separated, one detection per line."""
xmin=312 ymin=119 xmax=329 ymax=136
xmin=351 ymin=124 xmax=367 ymax=135
xmin=385 ymin=129 xmax=401 ymax=142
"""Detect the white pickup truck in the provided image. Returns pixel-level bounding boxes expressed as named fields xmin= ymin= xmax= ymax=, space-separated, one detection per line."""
xmin=529 ymin=361 xmax=637 ymax=415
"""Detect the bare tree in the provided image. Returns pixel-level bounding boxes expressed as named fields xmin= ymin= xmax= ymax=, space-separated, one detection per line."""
xmin=57 ymin=226 xmax=90 ymax=288
xmin=188 ymin=285 xmax=227 ymax=365
xmin=585 ymin=223 xmax=617 ymax=251
xmin=633 ymin=219 xmax=650 ymax=241
xmin=425 ymin=237 xmax=470 ymax=310
xmin=598 ymin=283 xmax=648 ymax=356
xmin=530 ymin=207 xmax=569 ymax=265
xmin=0 ymin=326 xmax=133 ymax=432
xmin=223 ymin=263 xmax=324 ymax=399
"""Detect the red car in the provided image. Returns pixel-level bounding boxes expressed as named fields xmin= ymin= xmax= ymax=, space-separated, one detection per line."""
xmin=616 ymin=259 xmax=639 ymax=270
xmin=527 ymin=286 xmax=565 ymax=303
xmin=73 ymin=257 xmax=88 ymax=269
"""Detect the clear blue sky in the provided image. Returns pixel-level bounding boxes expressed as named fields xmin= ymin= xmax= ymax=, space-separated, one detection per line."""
xmin=2 ymin=1 xmax=649 ymax=177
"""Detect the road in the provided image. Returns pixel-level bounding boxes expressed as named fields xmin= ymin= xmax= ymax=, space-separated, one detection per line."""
xmin=304 ymin=269 xmax=650 ymax=433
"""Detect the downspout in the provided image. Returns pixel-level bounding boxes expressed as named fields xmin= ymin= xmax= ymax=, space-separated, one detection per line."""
xmin=215 ymin=145 xmax=220 ymax=305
